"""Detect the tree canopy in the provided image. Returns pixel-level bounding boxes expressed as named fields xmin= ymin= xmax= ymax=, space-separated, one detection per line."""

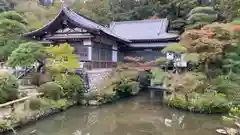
xmin=0 ymin=11 xmax=28 ymax=62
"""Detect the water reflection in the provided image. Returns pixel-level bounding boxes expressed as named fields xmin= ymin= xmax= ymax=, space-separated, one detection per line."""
xmin=8 ymin=92 xmax=222 ymax=135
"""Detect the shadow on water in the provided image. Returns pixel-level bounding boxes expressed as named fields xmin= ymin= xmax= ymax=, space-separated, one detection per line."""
xmin=7 ymin=91 xmax=223 ymax=135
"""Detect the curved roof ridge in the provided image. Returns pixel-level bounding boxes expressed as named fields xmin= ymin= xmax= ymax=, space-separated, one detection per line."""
xmin=23 ymin=6 xmax=65 ymax=37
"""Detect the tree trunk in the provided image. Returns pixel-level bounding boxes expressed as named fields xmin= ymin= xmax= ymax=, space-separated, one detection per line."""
xmin=37 ymin=60 xmax=45 ymax=73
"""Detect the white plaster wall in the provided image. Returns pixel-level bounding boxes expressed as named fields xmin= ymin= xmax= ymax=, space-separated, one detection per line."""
xmin=83 ymin=39 xmax=92 ymax=46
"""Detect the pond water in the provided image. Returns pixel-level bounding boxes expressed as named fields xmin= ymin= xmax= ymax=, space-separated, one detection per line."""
xmin=8 ymin=92 xmax=223 ymax=135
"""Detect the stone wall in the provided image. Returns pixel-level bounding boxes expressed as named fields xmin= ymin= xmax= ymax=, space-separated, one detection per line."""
xmin=87 ymin=69 xmax=113 ymax=92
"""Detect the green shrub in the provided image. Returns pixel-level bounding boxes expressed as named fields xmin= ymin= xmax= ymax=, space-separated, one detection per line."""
xmin=119 ymin=70 xmax=139 ymax=81
xmin=97 ymin=94 xmax=118 ymax=104
xmin=211 ymin=75 xmax=240 ymax=104
xmin=151 ymin=68 xmax=168 ymax=86
xmin=0 ymin=70 xmax=19 ymax=104
xmin=168 ymin=72 xmax=207 ymax=94
xmin=55 ymin=75 xmax=84 ymax=101
xmin=29 ymin=98 xmax=42 ymax=110
xmin=31 ymin=73 xmax=51 ymax=86
xmin=113 ymin=78 xmax=140 ymax=98
xmin=38 ymin=82 xmax=62 ymax=101
xmin=137 ymin=71 xmax=151 ymax=88
xmin=231 ymin=19 xmax=240 ymax=25
xmin=165 ymin=92 xmax=231 ymax=113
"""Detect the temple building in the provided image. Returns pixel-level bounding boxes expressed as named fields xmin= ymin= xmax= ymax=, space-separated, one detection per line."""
xmin=24 ymin=5 xmax=179 ymax=69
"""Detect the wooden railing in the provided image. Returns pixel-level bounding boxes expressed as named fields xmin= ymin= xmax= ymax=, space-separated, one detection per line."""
xmin=0 ymin=93 xmax=43 ymax=118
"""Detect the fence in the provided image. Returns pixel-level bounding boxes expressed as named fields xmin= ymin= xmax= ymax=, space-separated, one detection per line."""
xmin=0 ymin=93 xmax=43 ymax=119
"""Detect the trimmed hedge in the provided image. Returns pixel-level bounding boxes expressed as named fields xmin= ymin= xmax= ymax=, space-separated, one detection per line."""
xmin=38 ymin=82 xmax=63 ymax=101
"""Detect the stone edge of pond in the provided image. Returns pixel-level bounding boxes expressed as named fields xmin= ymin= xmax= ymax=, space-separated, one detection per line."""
xmin=0 ymin=102 xmax=76 ymax=134
xmin=0 ymin=98 xmax=117 ymax=134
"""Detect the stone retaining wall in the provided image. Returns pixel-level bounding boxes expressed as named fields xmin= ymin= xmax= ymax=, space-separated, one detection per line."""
xmin=87 ymin=69 xmax=113 ymax=92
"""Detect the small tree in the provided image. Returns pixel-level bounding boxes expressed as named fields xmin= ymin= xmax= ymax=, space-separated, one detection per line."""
xmin=186 ymin=6 xmax=218 ymax=30
xmin=45 ymin=43 xmax=80 ymax=75
xmin=0 ymin=11 xmax=28 ymax=62
xmin=7 ymin=42 xmax=46 ymax=70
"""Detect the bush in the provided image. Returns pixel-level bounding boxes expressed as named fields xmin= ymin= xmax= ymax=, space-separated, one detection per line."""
xmin=0 ymin=70 xmax=19 ymax=104
xmin=168 ymin=72 xmax=207 ymax=94
xmin=38 ymin=82 xmax=62 ymax=101
xmin=55 ymin=75 xmax=84 ymax=101
xmin=165 ymin=92 xmax=231 ymax=113
xmin=31 ymin=73 xmax=51 ymax=86
xmin=113 ymin=78 xmax=140 ymax=98
xmin=137 ymin=71 xmax=151 ymax=88
xmin=151 ymin=68 xmax=168 ymax=86
xmin=29 ymin=98 xmax=42 ymax=110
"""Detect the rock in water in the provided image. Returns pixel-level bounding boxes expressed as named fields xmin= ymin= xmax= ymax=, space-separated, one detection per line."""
xmin=88 ymin=100 xmax=99 ymax=106
xmin=216 ymin=129 xmax=227 ymax=135
xmin=226 ymin=128 xmax=238 ymax=135
xmin=235 ymin=122 xmax=240 ymax=128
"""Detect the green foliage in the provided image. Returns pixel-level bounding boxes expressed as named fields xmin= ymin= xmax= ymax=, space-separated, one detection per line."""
xmin=38 ymin=82 xmax=63 ymax=101
xmin=156 ymin=57 xmax=167 ymax=64
xmin=0 ymin=70 xmax=19 ymax=104
xmin=189 ymin=6 xmax=216 ymax=15
xmin=8 ymin=42 xmax=46 ymax=68
xmin=137 ymin=71 xmax=151 ymax=88
xmin=169 ymin=72 xmax=207 ymax=94
xmin=183 ymin=53 xmax=199 ymax=64
xmin=0 ymin=11 xmax=28 ymax=25
xmin=162 ymin=43 xmax=187 ymax=54
xmin=97 ymin=93 xmax=118 ymax=104
xmin=29 ymin=98 xmax=43 ymax=111
xmin=187 ymin=6 xmax=217 ymax=29
xmin=211 ymin=75 xmax=240 ymax=104
xmin=113 ymin=78 xmax=140 ymax=97
xmin=38 ymin=98 xmax=69 ymax=110
xmin=0 ymin=11 xmax=28 ymax=62
xmin=223 ymin=46 xmax=240 ymax=73
xmin=165 ymin=92 xmax=231 ymax=113
xmin=55 ymin=74 xmax=84 ymax=101
xmin=45 ymin=43 xmax=80 ymax=74
xmin=30 ymin=73 xmax=51 ymax=86
xmin=231 ymin=19 xmax=240 ymax=25
xmin=151 ymin=67 xmax=168 ymax=86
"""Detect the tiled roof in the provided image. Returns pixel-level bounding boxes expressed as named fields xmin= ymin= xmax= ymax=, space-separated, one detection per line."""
xmin=24 ymin=5 xmax=130 ymax=43
xmin=110 ymin=19 xmax=178 ymax=41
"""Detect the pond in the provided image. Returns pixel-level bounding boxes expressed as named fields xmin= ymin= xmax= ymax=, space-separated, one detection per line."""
xmin=7 ymin=91 xmax=223 ymax=135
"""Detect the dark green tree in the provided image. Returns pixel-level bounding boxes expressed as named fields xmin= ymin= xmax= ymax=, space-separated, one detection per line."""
xmin=186 ymin=6 xmax=218 ymax=30
xmin=0 ymin=11 xmax=28 ymax=62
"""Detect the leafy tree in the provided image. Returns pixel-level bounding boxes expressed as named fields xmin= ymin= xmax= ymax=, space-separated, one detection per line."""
xmin=162 ymin=43 xmax=187 ymax=54
xmin=13 ymin=0 xmax=60 ymax=30
xmin=0 ymin=11 xmax=28 ymax=62
xmin=215 ymin=0 xmax=240 ymax=22
xmin=45 ymin=43 xmax=80 ymax=74
xmin=7 ymin=42 xmax=46 ymax=68
xmin=186 ymin=6 xmax=218 ymax=29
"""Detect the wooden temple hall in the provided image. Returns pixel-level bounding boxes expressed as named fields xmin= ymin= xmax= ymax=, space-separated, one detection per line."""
xmin=24 ymin=5 xmax=179 ymax=69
